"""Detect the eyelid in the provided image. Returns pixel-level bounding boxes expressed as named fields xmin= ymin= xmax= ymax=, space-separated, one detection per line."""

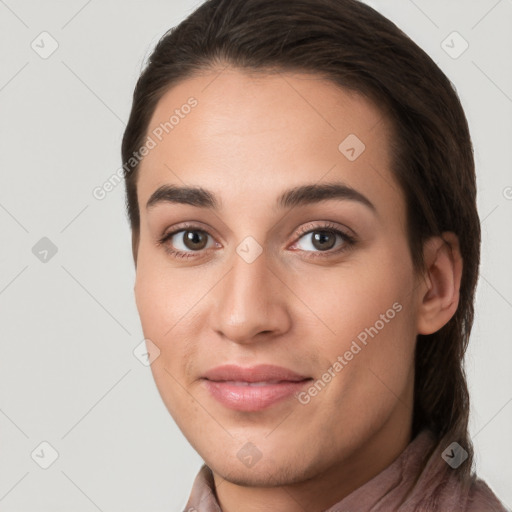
xmin=159 ymin=221 xmax=221 ymax=244
xmin=291 ymin=220 xmax=355 ymax=242
xmin=287 ymin=221 xmax=357 ymax=255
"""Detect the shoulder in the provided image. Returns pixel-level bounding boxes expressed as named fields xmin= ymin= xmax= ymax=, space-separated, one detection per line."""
xmin=464 ymin=477 xmax=510 ymax=512
xmin=403 ymin=430 xmax=509 ymax=512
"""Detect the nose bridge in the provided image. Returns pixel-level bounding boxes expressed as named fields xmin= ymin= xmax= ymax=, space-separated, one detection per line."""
xmin=211 ymin=240 xmax=290 ymax=342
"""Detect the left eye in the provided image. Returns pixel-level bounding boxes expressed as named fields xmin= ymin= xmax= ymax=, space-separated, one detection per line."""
xmin=293 ymin=229 xmax=348 ymax=252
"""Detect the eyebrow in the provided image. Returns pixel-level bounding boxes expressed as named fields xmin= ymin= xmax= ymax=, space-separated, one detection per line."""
xmin=146 ymin=182 xmax=376 ymax=214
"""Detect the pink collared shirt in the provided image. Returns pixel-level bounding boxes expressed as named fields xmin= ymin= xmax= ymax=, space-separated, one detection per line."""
xmin=183 ymin=429 xmax=509 ymax=511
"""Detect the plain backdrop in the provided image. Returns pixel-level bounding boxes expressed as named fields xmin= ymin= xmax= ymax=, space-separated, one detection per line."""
xmin=0 ymin=0 xmax=511 ymax=510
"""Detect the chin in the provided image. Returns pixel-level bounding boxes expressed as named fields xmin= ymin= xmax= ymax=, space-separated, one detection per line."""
xmin=213 ymin=464 xmax=308 ymax=488
xmin=204 ymin=449 xmax=321 ymax=488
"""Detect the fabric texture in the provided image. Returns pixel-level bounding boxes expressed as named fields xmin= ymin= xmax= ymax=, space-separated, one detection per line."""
xmin=183 ymin=429 xmax=509 ymax=512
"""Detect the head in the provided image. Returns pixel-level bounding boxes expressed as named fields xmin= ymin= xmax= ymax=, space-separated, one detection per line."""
xmin=122 ymin=0 xmax=479 ymax=485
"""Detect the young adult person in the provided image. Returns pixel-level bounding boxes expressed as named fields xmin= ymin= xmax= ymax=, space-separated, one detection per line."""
xmin=121 ymin=0 xmax=508 ymax=510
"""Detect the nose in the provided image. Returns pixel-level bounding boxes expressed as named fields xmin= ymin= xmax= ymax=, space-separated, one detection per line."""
xmin=210 ymin=246 xmax=292 ymax=344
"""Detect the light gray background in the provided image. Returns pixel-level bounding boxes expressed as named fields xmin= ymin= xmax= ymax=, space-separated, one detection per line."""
xmin=0 ymin=0 xmax=511 ymax=510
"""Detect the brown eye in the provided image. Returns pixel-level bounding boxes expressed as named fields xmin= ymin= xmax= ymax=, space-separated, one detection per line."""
xmin=289 ymin=222 xmax=357 ymax=259
xmin=179 ymin=230 xmax=209 ymax=251
xmin=158 ymin=227 xmax=216 ymax=256
xmin=295 ymin=229 xmax=343 ymax=252
xmin=169 ymin=230 xmax=208 ymax=251
xmin=311 ymin=231 xmax=337 ymax=251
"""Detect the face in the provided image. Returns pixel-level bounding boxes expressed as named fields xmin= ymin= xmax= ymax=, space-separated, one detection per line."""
xmin=133 ymin=67 xmax=423 ymax=487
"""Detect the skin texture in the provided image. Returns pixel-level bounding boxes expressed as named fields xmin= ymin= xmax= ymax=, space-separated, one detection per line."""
xmin=132 ymin=67 xmax=463 ymax=512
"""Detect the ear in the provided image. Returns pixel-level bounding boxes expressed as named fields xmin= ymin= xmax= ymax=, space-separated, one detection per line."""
xmin=416 ymin=232 xmax=463 ymax=335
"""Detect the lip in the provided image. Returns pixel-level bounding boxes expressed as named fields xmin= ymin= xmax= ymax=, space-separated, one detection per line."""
xmin=201 ymin=364 xmax=312 ymax=411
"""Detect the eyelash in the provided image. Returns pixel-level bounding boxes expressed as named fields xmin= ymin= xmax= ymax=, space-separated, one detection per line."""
xmin=156 ymin=221 xmax=357 ymax=261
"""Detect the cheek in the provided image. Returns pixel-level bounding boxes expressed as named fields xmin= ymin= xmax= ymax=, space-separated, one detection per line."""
xmin=134 ymin=263 xmax=185 ymax=377
xmin=299 ymin=243 xmax=417 ymax=393
xmin=134 ymin=257 xmax=206 ymax=380
xmin=134 ymin=264 xmax=201 ymax=422
xmin=134 ymin=254 xmax=199 ymax=337
xmin=298 ymin=247 xmax=412 ymax=343
xmin=134 ymin=269 xmax=168 ymax=340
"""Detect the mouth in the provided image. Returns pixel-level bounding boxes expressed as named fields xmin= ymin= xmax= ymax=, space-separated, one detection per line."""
xmin=201 ymin=364 xmax=313 ymax=411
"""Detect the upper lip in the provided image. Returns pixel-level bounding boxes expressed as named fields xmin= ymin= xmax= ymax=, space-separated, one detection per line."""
xmin=202 ymin=364 xmax=310 ymax=383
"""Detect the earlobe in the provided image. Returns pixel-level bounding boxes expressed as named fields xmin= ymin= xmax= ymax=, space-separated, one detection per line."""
xmin=416 ymin=231 xmax=463 ymax=335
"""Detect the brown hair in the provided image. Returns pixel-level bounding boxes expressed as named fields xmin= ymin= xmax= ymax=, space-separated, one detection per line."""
xmin=122 ymin=0 xmax=480 ymax=479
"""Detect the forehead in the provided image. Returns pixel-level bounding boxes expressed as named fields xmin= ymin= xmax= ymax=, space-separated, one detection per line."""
xmin=145 ymin=67 xmax=388 ymax=150
xmin=137 ymin=67 xmax=403 ymax=223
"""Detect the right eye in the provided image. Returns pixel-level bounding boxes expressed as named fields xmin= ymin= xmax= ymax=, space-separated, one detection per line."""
xmin=157 ymin=226 xmax=219 ymax=259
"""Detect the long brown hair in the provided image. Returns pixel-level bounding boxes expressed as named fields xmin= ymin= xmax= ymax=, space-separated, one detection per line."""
xmin=122 ymin=0 xmax=480 ymax=479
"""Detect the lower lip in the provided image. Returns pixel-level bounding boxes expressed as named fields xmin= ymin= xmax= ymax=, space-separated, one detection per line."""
xmin=203 ymin=379 xmax=311 ymax=411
